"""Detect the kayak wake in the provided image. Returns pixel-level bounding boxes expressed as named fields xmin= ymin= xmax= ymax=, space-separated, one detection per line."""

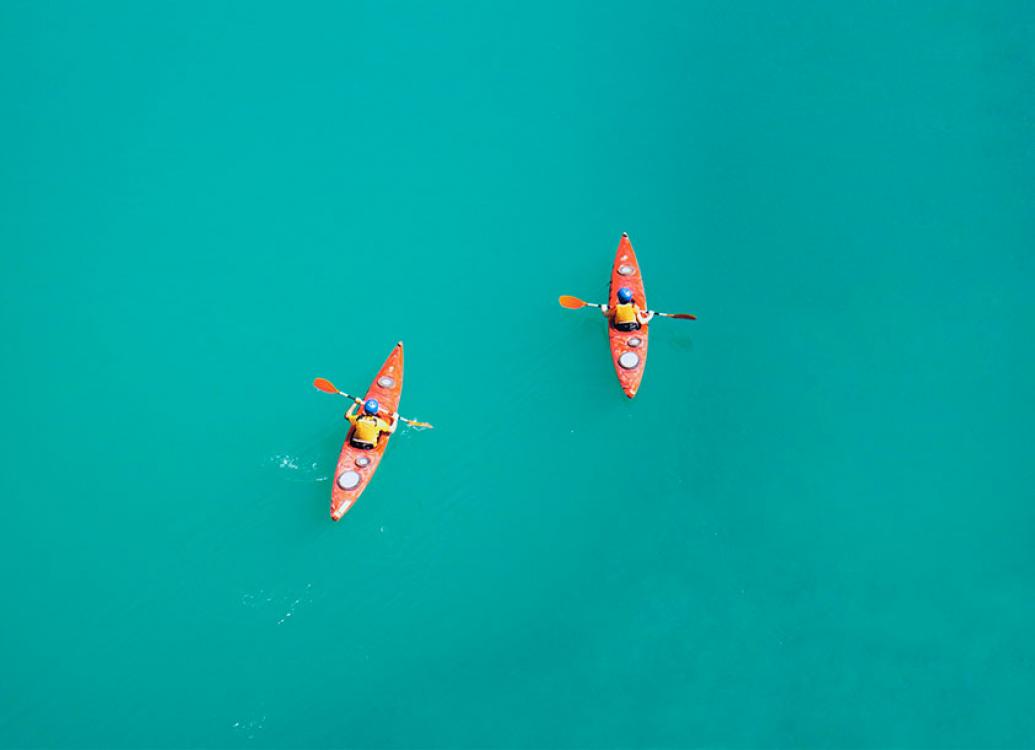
xmin=268 ymin=453 xmax=329 ymax=483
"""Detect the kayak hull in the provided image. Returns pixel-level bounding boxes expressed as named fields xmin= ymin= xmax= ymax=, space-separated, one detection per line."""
xmin=608 ymin=233 xmax=648 ymax=398
xmin=330 ymin=342 xmax=404 ymax=520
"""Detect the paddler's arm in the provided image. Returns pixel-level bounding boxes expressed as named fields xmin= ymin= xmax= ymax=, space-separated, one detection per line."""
xmin=387 ymin=414 xmax=401 ymax=434
xmin=345 ymin=403 xmax=359 ymax=423
xmin=638 ymin=307 xmax=654 ymax=324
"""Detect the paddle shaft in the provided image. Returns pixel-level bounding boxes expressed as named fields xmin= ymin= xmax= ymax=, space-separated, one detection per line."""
xmin=652 ymin=311 xmax=696 ymax=320
xmin=561 ymin=294 xmax=694 ymax=320
xmin=337 ymin=390 xmax=431 ymax=428
xmin=592 ymin=303 xmax=694 ymax=321
xmin=580 ymin=302 xmax=683 ymax=320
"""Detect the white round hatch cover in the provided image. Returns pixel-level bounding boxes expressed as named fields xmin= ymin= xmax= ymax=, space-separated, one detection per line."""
xmin=627 ymin=337 xmax=642 ymax=347
xmin=337 ymin=470 xmax=361 ymax=491
xmin=354 ymin=456 xmax=371 ymax=467
xmin=617 ymin=264 xmax=635 ymax=276
xmin=618 ymin=352 xmax=640 ymax=369
xmin=377 ymin=376 xmax=395 ymax=388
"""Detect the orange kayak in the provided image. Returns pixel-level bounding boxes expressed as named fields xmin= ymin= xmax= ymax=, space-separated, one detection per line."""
xmin=608 ymin=233 xmax=649 ymax=398
xmin=330 ymin=342 xmax=404 ymax=521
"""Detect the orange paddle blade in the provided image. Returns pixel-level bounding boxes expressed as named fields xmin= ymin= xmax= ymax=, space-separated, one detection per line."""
xmin=558 ymin=295 xmax=587 ymax=309
xmin=313 ymin=377 xmax=339 ymax=394
xmin=668 ymin=313 xmax=697 ymax=320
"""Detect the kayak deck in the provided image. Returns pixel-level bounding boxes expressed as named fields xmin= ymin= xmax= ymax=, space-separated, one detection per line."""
xmin=330 ymin=342 xmax=404 ymax=520
xmin=608 ymin=233 xmax=649 ymax=398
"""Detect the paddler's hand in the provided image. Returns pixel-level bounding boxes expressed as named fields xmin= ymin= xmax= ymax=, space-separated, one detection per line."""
xmin=600 ymin=304 xmax=608 ymax=315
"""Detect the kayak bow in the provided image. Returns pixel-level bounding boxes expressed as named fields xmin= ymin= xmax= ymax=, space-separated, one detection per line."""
xmin=330 ymin=342 xmax=404 ymax=520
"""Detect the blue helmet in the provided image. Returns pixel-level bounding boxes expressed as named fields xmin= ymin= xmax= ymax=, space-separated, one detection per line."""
xmin=363 ymin=398 xmax=380 ymax=415
xmin=617 ymin=287 xmax=634 ymax=304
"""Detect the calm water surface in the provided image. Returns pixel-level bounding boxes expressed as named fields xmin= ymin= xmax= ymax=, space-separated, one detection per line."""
xmin=2 ymin=1 xmax=1034 ymax=747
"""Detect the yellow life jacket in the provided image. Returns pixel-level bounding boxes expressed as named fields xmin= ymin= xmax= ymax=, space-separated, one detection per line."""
xmin=614 ymin=302 xmax=639 ymax=325
xmin=350 ymin=414 xmax=389 ymax=444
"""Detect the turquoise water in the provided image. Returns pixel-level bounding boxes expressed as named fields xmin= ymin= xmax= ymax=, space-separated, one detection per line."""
xmin=2 ymin=1 xmax=1034 ymax=747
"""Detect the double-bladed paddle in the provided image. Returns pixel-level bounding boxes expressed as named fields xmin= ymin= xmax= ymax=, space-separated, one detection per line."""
xmin=558 ymin=295 xmax=697 ymax=320
xmin=313 ymin=378 xmax=434 ymax=429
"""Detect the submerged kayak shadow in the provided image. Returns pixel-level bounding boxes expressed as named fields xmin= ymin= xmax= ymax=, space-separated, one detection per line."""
xmin=667 ymin=334 xmax=695 ymax=352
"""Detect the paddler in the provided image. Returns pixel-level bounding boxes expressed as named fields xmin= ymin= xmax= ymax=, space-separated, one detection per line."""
xmin=345 ymin=398 xmax=398 ymax=450
xmin=604 ymin=287 xmax=654 ymax=331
